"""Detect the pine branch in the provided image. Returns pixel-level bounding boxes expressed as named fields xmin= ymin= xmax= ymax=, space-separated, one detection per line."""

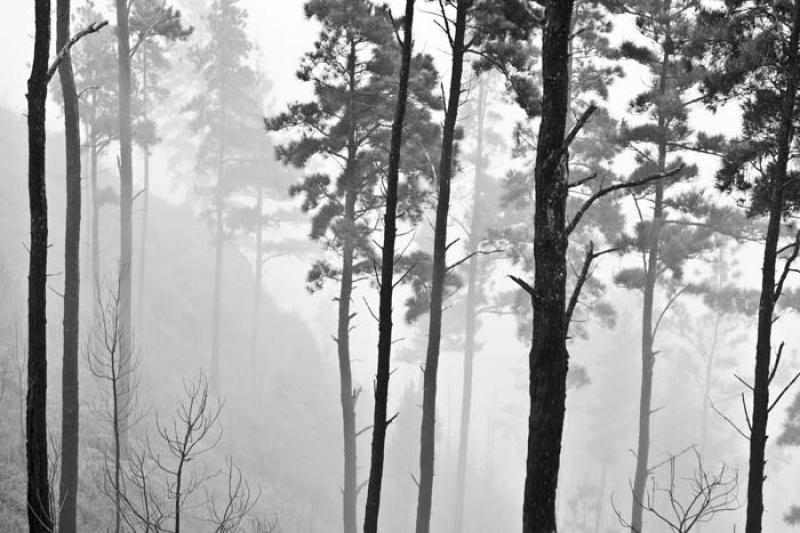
xmin=47 ymin=21 xmax=109 ymax=82
xmin=566 ymin=165 xmax=684 ymax=236
xmin=564 ymin=242 xmax=617 ymax=328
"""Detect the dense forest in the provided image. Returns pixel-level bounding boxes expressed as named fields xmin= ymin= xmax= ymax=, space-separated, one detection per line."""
xmin=3 ymin=1 xmax=800 ymax=532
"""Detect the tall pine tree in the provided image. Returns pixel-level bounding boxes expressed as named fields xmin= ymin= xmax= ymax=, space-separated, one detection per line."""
xmin=266 ymin=3 xmax=440 ymax=531
xmin=701 ymin=2 xmax=800 ymax=531
xmin=185 ymin=0 xmax=261 ymax=392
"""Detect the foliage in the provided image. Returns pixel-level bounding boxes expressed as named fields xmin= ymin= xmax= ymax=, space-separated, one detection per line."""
xmin=266 ymin=0 xmax=442 ymax=293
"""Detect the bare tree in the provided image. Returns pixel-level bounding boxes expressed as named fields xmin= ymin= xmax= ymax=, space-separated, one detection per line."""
xmin=88 ymin=280 xmax=140 ymax=533
xmin=205 ymin=458 xmax=260 ymax=533
xmin=120 ymin=374 xmax=261 ymax=533
xmin=614 ymin=448 xmax=739 ymax=533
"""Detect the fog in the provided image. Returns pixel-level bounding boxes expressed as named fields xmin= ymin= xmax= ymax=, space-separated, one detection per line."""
xmin=1 ymin=1 xmax=800 ymax=532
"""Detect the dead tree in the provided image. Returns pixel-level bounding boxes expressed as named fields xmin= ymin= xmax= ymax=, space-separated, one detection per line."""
xmin=88 ymin=280 xmax=140 ymax=533
xmin=614 ymin=448 xmax=739 ymax=533
xmin=122 ymin=374 xmax=262 ymax=533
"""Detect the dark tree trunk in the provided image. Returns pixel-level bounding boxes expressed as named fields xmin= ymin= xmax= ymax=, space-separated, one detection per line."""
xmin=26 ymin=1 xmax=53 ymax=531
xmin=454 ymin=75 xmax=488 ymax=533
xmin=362 ymin=1 xmax=416 ymax=531
xmin=211 ymin=187 xmax=225 ymax=392
xmin=521 ymin=2 xmax=574 ymax=532
xmin=57 ymin=0 xmax=82 ymax=530
xmin=745 ymin=5 xmax=800 ymax=532
xmin=416 ymin=3 xmax=470 ymax=533
xmin=114 ymin=0 xmax=134 ymax=452
xmin=250 ymin=185 xmax=264 ymax=360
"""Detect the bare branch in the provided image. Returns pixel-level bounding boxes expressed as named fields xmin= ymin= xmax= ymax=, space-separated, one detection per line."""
xmin=566 ymin=166 xmax=684 ymax=236
xmin=47 ymin=21 xmax=109 ymax=82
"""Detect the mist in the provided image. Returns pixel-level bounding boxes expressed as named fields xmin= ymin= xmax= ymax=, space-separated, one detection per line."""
xmin=1 ymin=1 xmax=800 ymax=533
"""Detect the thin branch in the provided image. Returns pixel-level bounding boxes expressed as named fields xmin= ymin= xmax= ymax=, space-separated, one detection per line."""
xmin=508 ymin=275 xmax=535 ymax=298
xmin=47 ymin=21 xmax=109 ymax=82
xmin=769 ymin=371 xmax=800 ymax=413
xmin=566 ymin=166 xmax=684 ymax=236
xmin=446 ymin=249 xmax=503 ymax=272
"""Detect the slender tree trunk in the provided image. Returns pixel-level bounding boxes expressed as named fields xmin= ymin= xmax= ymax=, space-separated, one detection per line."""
xmin=57 ymin=0 xmax=82 ymax=529
xmin=630 ymin=185 xmax=665 ymax=533
xmin=521 ymin=3 xmax=574 ymax=532
xmin=82 ymin=123 xmax=91 ymax=283
xmin=91 ymin=135 xmax=100 ymax=315
xmin=339 ymin=187 xmax=358 ymax=533
xmin=115 ymin=0 xmax=134 ymax=454
xmin=630 ymin=23 xmax=671 ymax=530
xmin=454 ymin=75 xmax=488 ymax=533
xmin=137 ymin=48 xmax=150 ymax=340
xmin=211 ymin=188 xmax=225 ymax=392
xmin=338 ymin=39 xmax=360 ymax=533
xmin=26 ymin=1 xmax=53 ymax=531
xmin=112 ymin=359 xmax=122 ymax=533
xmin=416 ymin=3 xmax=470 ymax=533
xmin=250 ymin=185 xmax=264 ymax=360
xmin=745 ymin=6 xmax=800 ymax=532
xmin=362 ymin=1 xmax=416 ymax=530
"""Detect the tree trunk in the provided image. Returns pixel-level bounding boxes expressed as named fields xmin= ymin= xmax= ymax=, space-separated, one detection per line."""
xmin=137 ymin=47 xmax=150 ymax=341
xmin=250 ymin=185 xmax=264 ymax=360
xmin=630 ymin=183 xmax=665 ymax=533
xmin=57 ymin=0 xmax=82 ymax=529
xmin=745 ymin=6 xmax=800 ymax=532
xmin=415 ymin=3 xmax=470 ymax=533
xmin=115 ymin=0 xmax=134 ymax=454
xmin=630 ymin=25 xmax=671 ymax=530
xmin=211 ymin=188 xmax=225 ymax=392
xmin=337 ymin=38 xmax=360 ymax=533
xmin=454 ymin=75 xmax=488 ymax=533
xmin=26 ymin=2 xmax=53 ymax=531
xmin=521 ymin=2 xmax=574 ymax=532
xmin=90 ymin=128 xmax=101 ymax=318
xmin=362 ymin=1 xmax=415 ymax=531
xmin=339 ymin=186 xmax=358 ymax=533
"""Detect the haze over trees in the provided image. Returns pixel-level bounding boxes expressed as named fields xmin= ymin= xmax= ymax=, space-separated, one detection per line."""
xmin=7 ymin=1 xmax=800 ymax=532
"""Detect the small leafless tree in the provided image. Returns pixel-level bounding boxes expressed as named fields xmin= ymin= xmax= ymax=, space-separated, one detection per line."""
xmin=121 ymin=374 xmax=258 ymax=533
xmin=205 ymin=458 xmax=260 ymax=533
xmin=87 ymin=280 xmax=140 ymax=533
xmin=614 ymin=447 xmax=739 ymax=533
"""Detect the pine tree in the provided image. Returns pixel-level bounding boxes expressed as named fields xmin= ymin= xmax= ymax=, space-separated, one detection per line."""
xmin=266 ymin=2 xmax=441 ymax=531
xmin=70 ymin=0 xmax=119 ymax=315
xmin=610 ymin=2 xmax=754 ymax=530
xmin=701 ymin=2 xmax=800 ymax=531
xmin=185 ymin=0 xmax=261 ymax=392
xmin=364 ymin=1 xmax=417 ymax=529
xmin=129 ymin=0 xmax=192 ymax=340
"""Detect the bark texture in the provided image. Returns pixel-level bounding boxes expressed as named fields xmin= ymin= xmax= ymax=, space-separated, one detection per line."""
xmin=363 ymin=1 xmax=416 ymax=531
xmin=27 ymin=1 xmax=53 ymax=531
xmin=522 ymin=2 xmax=574 ymax=532
xmin=57 ymin=0 xmax=83 ymax=529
